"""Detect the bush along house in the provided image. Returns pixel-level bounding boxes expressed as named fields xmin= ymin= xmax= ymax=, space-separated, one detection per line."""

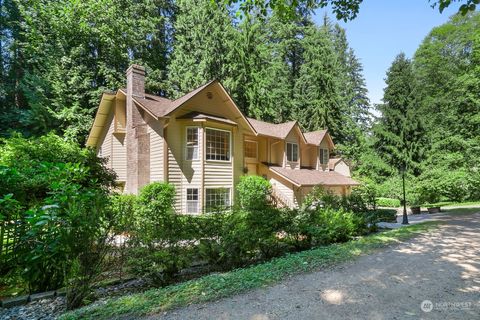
xmin=86 ymin=65 xmax=359 ymax=213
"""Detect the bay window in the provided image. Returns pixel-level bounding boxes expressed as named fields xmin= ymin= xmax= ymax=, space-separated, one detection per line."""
xmin=206 ymin=128 xmax=230 ymax=161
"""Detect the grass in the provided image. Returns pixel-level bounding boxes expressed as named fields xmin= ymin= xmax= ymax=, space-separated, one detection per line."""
xmin=61 ymin=221 xmax=439 ymax=320
xmin=441 ymin=207 xmax=480 ymax=216
xmin=424 ymin=200 xmax=480 ymax=208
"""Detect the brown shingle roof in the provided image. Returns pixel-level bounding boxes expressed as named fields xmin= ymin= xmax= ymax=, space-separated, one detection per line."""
xmin=247 ymin=118 xmax=297 ymax=139
xmin=122 ymin=80 xmax=217 ymax=119
xmin=269 ymin=166 xmax=359 ymax=187
xmin=304 ymin=130 xmax=327 ymax=145
xmin=328 ymin=158 xmax=343 ymax=170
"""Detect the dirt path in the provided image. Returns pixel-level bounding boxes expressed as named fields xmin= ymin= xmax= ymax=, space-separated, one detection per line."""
xmin=146 ymin=213 xmax=480 ymax=320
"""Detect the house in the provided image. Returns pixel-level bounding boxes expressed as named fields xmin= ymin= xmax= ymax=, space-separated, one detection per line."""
xmin=86 ymin=65 xmax=359 ymax=213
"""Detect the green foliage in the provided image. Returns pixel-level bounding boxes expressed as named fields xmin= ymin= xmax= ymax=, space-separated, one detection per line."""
xmin=17 ymin=165 xmax=115 ymax=309
xmin=109 ymin=194 xmax=137 ymax=234
xmin=236 ymin=175 xmax=272 ymax=210
xmin=0 ymin=133 xmax=116 ymax=207
xmin=364 ymin=209 xmax=398 ymax=224
xmin=61 ymin=220 xmax=441 ymax=320
xmin=128 ymin=182 xmax=189 ymax=285
xmin=376 ymin=197 xmax=401 ymax=208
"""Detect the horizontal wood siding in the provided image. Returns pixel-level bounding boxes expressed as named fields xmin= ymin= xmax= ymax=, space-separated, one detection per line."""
xmin=148 ymin=119 xmax=164 ymax=182
xmin=204 ymin=161 xmax=233 ymax=188
xmin=99 ymin=112 xmax=114 ymax=168
xmin=167 ymin=119 xmax=183 ymax=212
xmin=269 ymin=174 xmax=296 ymax=208
xmin=112 ymin=133 xmax=126 ymax=181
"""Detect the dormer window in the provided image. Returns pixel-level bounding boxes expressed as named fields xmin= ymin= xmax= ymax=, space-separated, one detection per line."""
xmin=320 ymin=148 xmax=329 ymax=165
xmin=186 ymin=127 xmax=199 ymax=160
xmin=286 ymin=142 xmax=299 ymax=162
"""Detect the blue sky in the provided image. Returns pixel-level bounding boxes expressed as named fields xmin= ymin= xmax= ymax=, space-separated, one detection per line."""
xmin=313 ymin=0 xmax=464 ymax=107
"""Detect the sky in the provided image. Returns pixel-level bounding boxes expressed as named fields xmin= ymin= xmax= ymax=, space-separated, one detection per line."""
xmin=313 ymin=0 xmax=464 ymax=107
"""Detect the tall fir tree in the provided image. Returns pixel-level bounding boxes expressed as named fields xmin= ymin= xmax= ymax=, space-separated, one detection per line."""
xmin=292 ymin=24 xmax=347 ymax=142
xmin=373 ymin=53 xmax=425 ymax=175
xmin=4 ymin=0 xmax=174 ymax=141
xmin=167 ymin=0 xmax=235 ymax=98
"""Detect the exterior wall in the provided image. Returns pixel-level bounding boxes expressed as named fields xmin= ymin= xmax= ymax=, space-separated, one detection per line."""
xmin=317 ymin=139 xmax=331 ymax=171
xmin=98 ymin=112 xmax=113 ymax=168
xmin=147 ymin=115 xmax=165 ymax=182
xmin=112 ymin=133 xmax=126 ymax=181
xmin=98 ymin=110 xmax=127 ymax=182
xmin=284 ymin=129 xmax=300 ymax=170
xmin=269 ymin=175 xmax=296 ymax=208
xmin=164 ymin=85 xmax=253 ymax=214
xmin=270 ymin=139 xmax=284 ymax=166
xmin=301 ymin=145 xmax=317 ymax=169
xmin=333 ymin=160 xmax=351 ymax=177
xmin=166 ymin=117 xmax=186 ymax=212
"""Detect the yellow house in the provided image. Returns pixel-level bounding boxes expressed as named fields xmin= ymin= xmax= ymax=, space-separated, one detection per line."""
xmin=86 ymin=65 xmax=359 ymax=213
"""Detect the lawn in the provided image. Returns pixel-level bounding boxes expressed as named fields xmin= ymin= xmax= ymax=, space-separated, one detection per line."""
xmin=61 ymin=221 xmax=439 ymax=320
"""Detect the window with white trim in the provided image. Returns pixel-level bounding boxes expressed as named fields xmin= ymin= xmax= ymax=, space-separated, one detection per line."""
xmin=244 ymin=140 xmax=257 ymax=159
xmin=320 ymin=148 xmax=329 ymax=165
xmin=286 ymin=142 xmax=299 ymax=162
xmin=205 ymin=188 xmax=230 ymax=212
xmin=186 ymin=127 xmax=199 ymax=160
xmin=206 ymin=128 xmax=230 ymax=161
xmin=186 ymin=188 xmax=199 ymax=214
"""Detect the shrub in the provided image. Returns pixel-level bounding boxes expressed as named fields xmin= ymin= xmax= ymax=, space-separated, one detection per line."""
xmin=16 ymin=164 xmax=116 ymax=309
xmin=236 ymin=176 xmax=272 ymax=210
xmin=286 ymin=207 xmax=366 ymax=248
xmin=128 ymin=182 xmax=189 ymax=285
xmin=0 ymin=133 xmax=115 ymax=208
xmin=376 ymin=197 xmax=400 ymax=207
xmin=365 ymin=209 xmax=397 ymax=224
xmin=109 ymin=194 xmax=137 ymax=234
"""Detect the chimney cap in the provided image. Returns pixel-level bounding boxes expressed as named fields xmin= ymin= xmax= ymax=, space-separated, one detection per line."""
xmin=126 ymin=64 xmax=145 ymax=74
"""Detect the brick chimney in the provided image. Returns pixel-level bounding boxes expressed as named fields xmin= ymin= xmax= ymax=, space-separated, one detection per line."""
xmin=125 ymin=65 xmax=150 ymax=194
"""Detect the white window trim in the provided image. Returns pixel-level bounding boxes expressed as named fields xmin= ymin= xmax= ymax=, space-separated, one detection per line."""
xmin=244 ymin=139 xmax=258 ymax=160
xmin=185 ymin=126 xmax=200 ymax=161
xmin=205 ymin=127 xmax=232 ymax=163
xmin=320 ymin=148 xmax=329 ymax=165
xmin=204 ymin=187 xmax=232 ymax=212
xmin=186 ymin=188 xmax=199 ymax=214
xmin=286 ymin=142 xmax=299 ymax=163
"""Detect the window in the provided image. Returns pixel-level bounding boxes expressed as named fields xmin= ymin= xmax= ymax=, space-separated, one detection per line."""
xmin=244 ymin=140 xmax=257 ymax=159
xmin=320 ymin=148 xmax=329 ymax=165
xmin=206 ymin=128 xmax=230 ymax=161
xmin=186 ymin=127 xmax=199 ymax=160
xmin=286 ymin=143 xmax=299 ymax=162
xmin=186 ymin=188 xmax=199 ymax=214
xmin=205 ymin=188 xmax=230 ymax=211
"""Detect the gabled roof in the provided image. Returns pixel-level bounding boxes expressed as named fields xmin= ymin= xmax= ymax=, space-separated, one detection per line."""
xmin=328 ymin=157 xmax=343 ymax=170
xmin=118 ymin=80 xmax=217 ymax=120
xmin=247 ymin=118 xmax=297 ymax=139
xmin=304 ymin=130 xmax=335 ymax=148
xmin=269 ymin=166 xmax=359 ymax=187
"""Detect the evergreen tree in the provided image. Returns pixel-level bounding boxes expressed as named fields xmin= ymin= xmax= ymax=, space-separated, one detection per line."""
xmin=292 ymin=24 xmax=346 ymax=142
xmin=2 ymin=0 xmax=173 ymax=141
xmin=373 ymin=53 xmax=425 ymax=175
xmin=167 ymin=0 xmax=235 ymax=98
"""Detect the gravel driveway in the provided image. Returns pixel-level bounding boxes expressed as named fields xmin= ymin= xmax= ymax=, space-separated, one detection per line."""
xmin=146 ymin=213 xmax=480 ymax=320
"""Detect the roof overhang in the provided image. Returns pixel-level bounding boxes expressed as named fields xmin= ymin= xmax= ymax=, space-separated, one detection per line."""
xmin=86 ymin=92 xmax=116 ymax=148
